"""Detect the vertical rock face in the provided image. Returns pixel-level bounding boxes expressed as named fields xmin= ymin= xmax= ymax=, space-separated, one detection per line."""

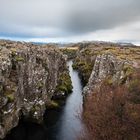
xmin=0 ymin=40 xmax=71 ymax=139
xmin=72 ymin=49 xmax=95 ymax=85
xmin=72 ymin=43 xmax=139 ymax=95
xmin=83 ymin=53 xmax=133 ymax=95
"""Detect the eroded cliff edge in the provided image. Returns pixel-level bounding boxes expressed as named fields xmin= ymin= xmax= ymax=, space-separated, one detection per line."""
xmin=73 ymin=42 xmax=140 ymax=93
xmin=0 ymin=40 xmax=72 ymax=139
xmin=72 ymin=42 xmax=140 ymax=140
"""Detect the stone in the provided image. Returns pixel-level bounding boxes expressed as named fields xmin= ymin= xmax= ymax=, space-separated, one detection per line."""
xmin=83 ymin=53 xmax=132 ymax=95
xmin=0 ymin=40 xmax=72 ymax=139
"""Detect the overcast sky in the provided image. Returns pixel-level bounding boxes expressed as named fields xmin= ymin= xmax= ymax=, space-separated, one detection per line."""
xmin=0 ymin=0 xmax=140 ymax=44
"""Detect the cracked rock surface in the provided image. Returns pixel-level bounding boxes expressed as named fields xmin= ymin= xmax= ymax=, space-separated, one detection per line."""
xmin=0 ymin=40 xmax=71 ymax=139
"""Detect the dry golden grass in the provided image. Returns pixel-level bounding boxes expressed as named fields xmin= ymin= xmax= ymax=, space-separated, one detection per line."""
xmin=60 ymin=47 xmax=79 ymax=50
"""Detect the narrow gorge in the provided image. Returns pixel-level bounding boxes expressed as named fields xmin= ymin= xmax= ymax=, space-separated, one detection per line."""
xmin=1 ymin=40 xmax=140 ymax=140
xmin=3 ymin=60 xmax=84 ymax=140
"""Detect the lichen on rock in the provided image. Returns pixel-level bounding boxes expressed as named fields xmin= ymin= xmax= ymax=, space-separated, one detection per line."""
xmin=83 ymin=53 xmax=133 ymax=95
xmin=0 ymin=40 xmax=72 ymax=139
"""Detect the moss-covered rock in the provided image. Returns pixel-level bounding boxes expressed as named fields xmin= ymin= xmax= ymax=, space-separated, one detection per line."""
xmin=60 ymin=47 xmax=78 ymax=59
xmin=123 ymin=65 xmax=134 ymax=77
xmin=55 ymin=72 xmax=72 ymax=95
xmin=73 ymin=41 xmax=140 ymax=86
xmin=0 ymin=40 xmax=71 ymax=139
xmin=73 ymin=59 xmax=94 ymax=85
xmin=46 ymin=100 xmax=60 ymax=109
xmin=15 ymin=56 xmax=25 ymax=62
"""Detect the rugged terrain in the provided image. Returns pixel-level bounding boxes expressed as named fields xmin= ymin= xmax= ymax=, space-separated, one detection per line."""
xmin=73 ymin=42 xmax=140 ymax=86
xmin=1 ymin=40 xmax=140 ymax=139
xmin=72 ymin=42 xmax=140 ymax=140
xmin=0 ymin=40 xmax=72 ymax=139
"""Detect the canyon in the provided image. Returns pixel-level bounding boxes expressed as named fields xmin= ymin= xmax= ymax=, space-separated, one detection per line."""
xmin=1 ymin=40 xmax=140 ymax=139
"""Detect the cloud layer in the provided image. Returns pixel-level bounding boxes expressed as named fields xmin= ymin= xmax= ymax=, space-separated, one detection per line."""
xmin=0 ymin=0 xmax=140 ymax=43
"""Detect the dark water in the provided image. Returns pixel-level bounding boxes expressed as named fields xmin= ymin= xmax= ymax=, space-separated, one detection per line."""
xmin=4 ymin=60 xmax=84 ymax=140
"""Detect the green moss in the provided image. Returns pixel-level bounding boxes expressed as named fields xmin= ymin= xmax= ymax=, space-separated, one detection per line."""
xmin=78 ymin=61 xmax=86 ymax=66
xmin=118 ymin=65 xmax=134 ymax=85
xmin=7 ymin=94 xmax=14 ymax=102
xmin=30 ymin=105 xmax=41 ymax=116
xmin=56 ymin=72 xmax=72 ymax=94
xmin=106 ymin=78 xmax=113 ymax=85
xmin=47 ymin=100 xmax=59 ymax=109
xmin=10 ymin=48 xmax=17 ymax=52
xmin=72 ymin=63 xmax=78 ymax=69
xmin=4 ymin=90 xmax=15 ymax=102
xmin=73 ymin=59 xmax=93 ymax=85
xmin=60 ymin=48 xmax=77 ymax=59
xmin=4 ymin=86 xmax=16 ymax=102
xmin=56 ymin=85 xmax=68 ymax=93
xmin=81 ymin=63 xmax=92 ymax=72
xmin=50 ymin=100 xmax=59 ymax=107
xmin=15 ymin=56 xmax=25 ymax=62
xmin=37 ymin=82 xmax=44 ymax=89
xmin=123 ymin=65 xmax=134 ymax=77
xmin=80 ymin=63 xmax=93 ymax=84
xmin=83 ymin=49 xmax=91 ymax=55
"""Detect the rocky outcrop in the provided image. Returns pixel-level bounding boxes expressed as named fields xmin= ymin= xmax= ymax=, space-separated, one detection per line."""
xmin=72 ymin=42 xmax=140 ymax=94
xmin=83 ymin=53 xmax=133 ymax=95
xmin=0 ymin=40 xmax=72 ymax=139
xmin=60 ymin=47 xmax=78 ymax=60
xmin=72 ymin=49 xmax=95 ymax=85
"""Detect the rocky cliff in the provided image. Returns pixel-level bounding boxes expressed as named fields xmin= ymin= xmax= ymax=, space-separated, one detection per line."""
xmin=83 ymin=53 xmax=133 ymax=94
xmin=73 ymin=42 xmax=140 ymax=94
xmin=80 ymin=49 xmax=140 ymax=140
xmin=0 ymin=40 xmax=72 ymax=139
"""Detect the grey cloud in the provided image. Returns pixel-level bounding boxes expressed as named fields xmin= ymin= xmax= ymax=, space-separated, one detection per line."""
xmin=66 ymin=0 xmax=140 ymax=33
xmin=0 ymin=0 xmax=140 ymax=38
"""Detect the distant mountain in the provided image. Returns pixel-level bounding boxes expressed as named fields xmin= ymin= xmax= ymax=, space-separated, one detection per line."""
xmin=116 ymin=42 xmax=135 ymax=46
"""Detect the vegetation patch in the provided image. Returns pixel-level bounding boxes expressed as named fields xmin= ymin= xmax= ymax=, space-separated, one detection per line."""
xmin=60 ymin=47 xmax=78 ymax=59
xmin=55 ymin=72 xmax=72 ymax=95
xmin=4 ymin=90 xmax=15 ymax=103
xmin=46 ymin=100 xmax=60 ymax=109
xmin=128 ymin=75 xmax=140 ymax=104
xmin=123 ymin=65 xmax=134 ymax=77
xmin=82 ymin=71 xmax=140 ymax=140
xmin=15 ymin=56 xmax=25 ymax=62
xmin=73 ymin=58 xmax=94 ymax=85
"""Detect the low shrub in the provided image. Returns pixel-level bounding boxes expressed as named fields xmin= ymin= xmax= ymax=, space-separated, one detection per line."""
xmin=82 ymin=72 xmax=140 ymax=140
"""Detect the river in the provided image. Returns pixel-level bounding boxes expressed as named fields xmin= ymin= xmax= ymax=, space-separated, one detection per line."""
xmin=4 ymin=60 xmax=84 ymax=140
